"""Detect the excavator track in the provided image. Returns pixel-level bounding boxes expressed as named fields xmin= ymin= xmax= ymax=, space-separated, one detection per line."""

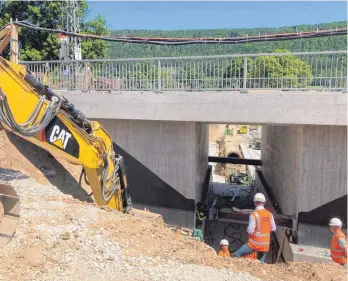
xmin=0 ymin=183 xmax=20 ymax=247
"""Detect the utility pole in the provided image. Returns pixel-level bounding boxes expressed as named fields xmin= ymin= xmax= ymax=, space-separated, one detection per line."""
xmin=60 ymin=0 xmax=82 ymax=60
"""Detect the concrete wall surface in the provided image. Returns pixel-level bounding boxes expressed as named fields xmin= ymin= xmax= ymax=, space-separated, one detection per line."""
xmin=96 ymin=119 xmax=208 ymax=209
xmin=195 ymin=124 xmax=209 ymax=201
xmin=61 ymin=91 xmax=347 ymax=126
xmin=299 ymin=125 xmax=347 ymax=212
xmin=297 ymin=223 xmax=348 ymax=247
xmin=261 ymin=125 xmax=303 ymax=216
xmin=261 ymin=125 xmax=347 ymax=241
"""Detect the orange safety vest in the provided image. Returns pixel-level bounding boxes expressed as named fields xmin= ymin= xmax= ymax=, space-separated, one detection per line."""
xmin=218 ymin=249 xmax=231 ymax=257
xmin=243 ymin=252 xmax=257 ymax=259
xmin=247 ymin=209 xmax=272 ymax=252
xmin=330 ymin=230 xmax=347 ymax=265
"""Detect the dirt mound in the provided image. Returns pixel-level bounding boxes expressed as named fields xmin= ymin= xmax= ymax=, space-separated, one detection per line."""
xmin=0 ymin=128 xmax=92 ymax=199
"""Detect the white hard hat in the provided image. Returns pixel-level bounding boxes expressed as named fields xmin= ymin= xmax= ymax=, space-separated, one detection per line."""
xmin=329 ymin=218 xmax=342 ymax=227
xmin=220 ymin=239 xmax=229 ymax=246
xmin=253 ymin=193 xmax=266 ymax=203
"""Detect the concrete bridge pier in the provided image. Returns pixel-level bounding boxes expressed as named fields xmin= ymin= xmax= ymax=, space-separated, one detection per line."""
xmin=260 ymin=125 xmax=347 ymax=261
xmin=96 ymin=119 xmax=209 ymax=227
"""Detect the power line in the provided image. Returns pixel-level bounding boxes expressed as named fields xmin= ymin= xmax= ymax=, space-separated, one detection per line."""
xmin=5 ymin=21 xmax=347 ymax=46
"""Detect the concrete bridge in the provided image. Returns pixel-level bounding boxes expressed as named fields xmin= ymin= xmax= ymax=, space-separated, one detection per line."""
xmin=60 ymin=90 xmax=347 ymax=247
xmin=23 ymin=51 xmax=348 ymax=260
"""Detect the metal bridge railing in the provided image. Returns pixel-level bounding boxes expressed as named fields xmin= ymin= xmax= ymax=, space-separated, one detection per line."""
xmin=21 ymin=51 xmax=347 ymax=92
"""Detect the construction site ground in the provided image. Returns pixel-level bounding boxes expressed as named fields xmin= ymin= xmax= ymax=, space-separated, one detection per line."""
xmin=0 ymin=128 xmax=346 ymax=281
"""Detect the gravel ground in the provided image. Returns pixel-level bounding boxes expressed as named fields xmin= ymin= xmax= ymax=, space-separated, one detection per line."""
xmin=0 ymin=178 xmax=262 ymax=281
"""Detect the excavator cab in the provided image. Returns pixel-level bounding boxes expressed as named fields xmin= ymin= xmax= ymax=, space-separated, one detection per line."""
xmin=0 ymin=183 xmax=20 ymax=247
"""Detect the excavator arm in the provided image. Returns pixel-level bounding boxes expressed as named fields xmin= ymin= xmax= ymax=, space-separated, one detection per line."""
xmin=0 ymin=57 xmax=135 ymax=241
xmin=0 ymin=26 xmax=11 ymax=55
xmin=0 ymin=22 xmax=162 ymax=245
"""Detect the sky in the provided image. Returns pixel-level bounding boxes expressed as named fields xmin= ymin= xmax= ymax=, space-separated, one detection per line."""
xmin=86 ymin=1 xmax=347 ymax=30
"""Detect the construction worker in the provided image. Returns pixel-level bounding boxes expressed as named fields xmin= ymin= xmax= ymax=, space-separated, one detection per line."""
xmin=232 ymin=193 xmax=276 ymax=263
xmin=218 ymin=239 xmax=231 ymax=257
xmin=175 ymin=227 xmax=182 ymax=237
xmin=329 ymin=218 xmax=347 ymax=267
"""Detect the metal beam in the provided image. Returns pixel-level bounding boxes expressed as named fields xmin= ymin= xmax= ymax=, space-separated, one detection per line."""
xmin=208 ymin=156 xmax=262 ymax=166
xmin=255 ymin=169 xmax=281 ymax=214
xmin=218 ymin=209 xmax=293 ymax=230
xmin=200 ymin=165 xmax=212 ymax=203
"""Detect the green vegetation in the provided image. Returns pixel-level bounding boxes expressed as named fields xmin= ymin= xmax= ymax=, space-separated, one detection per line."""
xmin=0 ymin=0 xmax=346 ymax=60
xmin=103 ymin=22 xmax=345 ymax=91
xmin=108 ymin=21 xmax=347 ymax=58
xmin=0 ymin=1 xmax=345 ymax=90
xmin=0 ymin=0 xmax=108 ymax=60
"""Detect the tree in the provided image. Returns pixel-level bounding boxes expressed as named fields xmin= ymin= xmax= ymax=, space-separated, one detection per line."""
xmin=251 ymin=49 xmax=312 ymax=88
xmin=223 ymin=57 xmax=254 ymax=89
xmin=81 ymin=15 xmax=109 ymax=59
xmin=0 ymin=0 xmax=108 ymax=61
xmin=0 ymin=1 xmax=63 ymax=60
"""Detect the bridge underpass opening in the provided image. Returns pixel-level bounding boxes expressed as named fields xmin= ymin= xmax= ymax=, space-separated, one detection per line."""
xmin=206 ymin=124 xmax=270 ymax=259
xmin=206 ymin=123 xmax=347 ymax=263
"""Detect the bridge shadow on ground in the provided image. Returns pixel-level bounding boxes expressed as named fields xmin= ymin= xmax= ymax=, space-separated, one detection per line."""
xmin=5 ymin=131 xmax=93 ymax=203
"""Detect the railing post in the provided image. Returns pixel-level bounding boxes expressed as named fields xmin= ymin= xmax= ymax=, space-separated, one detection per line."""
xmin=329 ymin=55 xmax=333 ymax=90
xmin=157 ymin=59 xmax=161 ymax=91
xmin=84 ymin=62 xmax=88 ymax=92
xmin=243 ymin=56 xmax=247 ymax=90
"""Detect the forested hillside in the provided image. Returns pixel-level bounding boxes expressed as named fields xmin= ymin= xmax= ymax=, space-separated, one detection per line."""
xmin=108 ymin=21 xmax=347 ymax=58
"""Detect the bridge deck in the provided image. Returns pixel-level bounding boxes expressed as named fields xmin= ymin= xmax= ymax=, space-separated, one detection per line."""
xmin=61 ymin=90 xmax=347 ymax=126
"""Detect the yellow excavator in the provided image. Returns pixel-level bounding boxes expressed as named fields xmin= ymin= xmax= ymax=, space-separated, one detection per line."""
xmin=0 ymin=23 xmax=160 ymax=246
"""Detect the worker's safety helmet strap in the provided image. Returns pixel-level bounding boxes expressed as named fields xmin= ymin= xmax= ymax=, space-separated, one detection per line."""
xmin=329 ymin=218 xmax=342 ymax=227
xmin=253 ymin=193 xmax=266 ymax=203
xmin=220 ymin=239 xmax=229 ymax=246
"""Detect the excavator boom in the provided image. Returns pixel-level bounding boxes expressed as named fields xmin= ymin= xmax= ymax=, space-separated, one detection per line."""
xmin=0 ymin=56 xmax=161 ymax=244
xmin=0 ymin=57 xmax=132 ymax=209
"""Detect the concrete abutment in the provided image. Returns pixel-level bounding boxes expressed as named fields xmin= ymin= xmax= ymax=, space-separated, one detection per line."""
xmin=260 ymin=124 xmax=347 ymax=261
xmin=96 ymin=119 xmax=209 ymax=227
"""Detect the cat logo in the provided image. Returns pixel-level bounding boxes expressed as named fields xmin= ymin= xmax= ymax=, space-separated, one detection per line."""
xmin=44 ymin=116 xmax=80 ymax=158
xmin=49 ymin=125 xmax=72 ymax=150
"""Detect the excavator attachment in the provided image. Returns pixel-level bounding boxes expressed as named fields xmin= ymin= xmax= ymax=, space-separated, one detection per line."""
xmin=0 ymin=183 xmax=20 ymax=247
